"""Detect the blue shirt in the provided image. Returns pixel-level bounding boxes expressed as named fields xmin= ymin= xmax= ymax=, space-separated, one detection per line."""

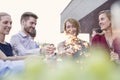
xmin=0 ymin=60 xmax=25 ymax=77
xmin=10 ymin=31 xmax=40 ymax=56
xmin=0 ymin=42 xmax=13 ymax=56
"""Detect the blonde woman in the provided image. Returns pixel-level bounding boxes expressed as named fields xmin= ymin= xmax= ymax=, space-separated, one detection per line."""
xmin=91 ymin=10 xmax=119 ymax=61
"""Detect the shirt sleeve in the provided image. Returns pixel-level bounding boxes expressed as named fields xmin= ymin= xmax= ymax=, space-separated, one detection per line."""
xmin=10 ymin=35 xmax=41 ymax=56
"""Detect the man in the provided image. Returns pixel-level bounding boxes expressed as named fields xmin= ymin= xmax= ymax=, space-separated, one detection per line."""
xmin=10 ymin=12 xmax=55 ymax=56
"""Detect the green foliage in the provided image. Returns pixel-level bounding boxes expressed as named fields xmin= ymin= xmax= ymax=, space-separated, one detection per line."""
xmin=3 ymin=47 xmax=120 ymax=80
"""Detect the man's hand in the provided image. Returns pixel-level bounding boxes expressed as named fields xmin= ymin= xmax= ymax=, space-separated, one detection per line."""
xmin=46 ymin=44 xmax=56 ymax=55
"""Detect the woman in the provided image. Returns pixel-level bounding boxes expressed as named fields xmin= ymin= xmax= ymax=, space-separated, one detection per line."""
xmin=0 ymin=12 xmax=26 ymax=77
xmin=0 ymin=12 xmax=27 ymax=61
xmin=91 ymin=10 xmax=119 ymax=60
xmin=57 ymin=18 xmax=89 ymax=59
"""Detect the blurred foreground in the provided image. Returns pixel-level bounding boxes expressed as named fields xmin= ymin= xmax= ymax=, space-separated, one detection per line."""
xmin=1 ymin=47 xmax=120 ymax=80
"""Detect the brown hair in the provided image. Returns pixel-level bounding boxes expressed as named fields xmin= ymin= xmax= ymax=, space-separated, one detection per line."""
xmin=92 ymin=28 xmax=103 ymax=33
xmin=64 ymin=18 xmax=80 ymax=36
xmin=20 ymin=12 xmax=38 ymax=22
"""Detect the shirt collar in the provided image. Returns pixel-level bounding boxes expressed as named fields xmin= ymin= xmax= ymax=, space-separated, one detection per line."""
xmin=19 ymin=31 xmax=29 ymax=38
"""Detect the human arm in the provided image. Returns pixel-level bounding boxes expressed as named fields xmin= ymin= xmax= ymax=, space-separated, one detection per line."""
xmin=112 ymin=38 xmax=120 ymax=60
xmin=0 ymin=50 xmax=27 ymax=61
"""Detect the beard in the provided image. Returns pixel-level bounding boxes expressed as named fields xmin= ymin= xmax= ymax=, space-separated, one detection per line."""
xmin=24 ymin=27 xmax=30 ymax=34
xmin=24 ymin=27 xmax=35 ymax=34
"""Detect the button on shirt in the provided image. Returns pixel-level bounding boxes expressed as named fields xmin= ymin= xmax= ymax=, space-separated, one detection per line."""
xmin=10 ymin=31 xmax=40 ymax=56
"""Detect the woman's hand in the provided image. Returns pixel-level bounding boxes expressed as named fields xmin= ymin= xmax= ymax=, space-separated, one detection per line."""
xmin=110 ymin=51 xmax=119 ymax=61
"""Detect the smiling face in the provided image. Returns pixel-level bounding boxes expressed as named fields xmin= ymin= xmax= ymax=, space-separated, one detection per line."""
xmin=65 ymin=21 xmax=77 ymax=36
xmin=64 ymin=18 xmax=80 ymax=37
xmin=0 ymin=15 xmax=12 ymax=35
xmin=22 ymin=17 xmax=37 ymax=34
xmin=98 ymin=10 xmax=111 ymax=31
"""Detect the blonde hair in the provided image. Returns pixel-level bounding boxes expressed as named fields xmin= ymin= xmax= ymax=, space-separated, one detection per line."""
xmin=98 ymin=10 xmax=111 ymax=20
xmin=64 ymin=18 xmax=80 ymax=36
xmin=0 ymin=12 xmax=10 ymax=20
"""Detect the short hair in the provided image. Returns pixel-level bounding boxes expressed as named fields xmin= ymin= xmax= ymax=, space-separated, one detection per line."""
xmin=20 ymin=12 xmax=38 ymax=22
xmin=0 ymin=12 xmax=10 ymax=20
xmin=64 ymin=18 xmax=80 ymax=36
xmin=98 ymin=10 xmax=111 ymax=20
